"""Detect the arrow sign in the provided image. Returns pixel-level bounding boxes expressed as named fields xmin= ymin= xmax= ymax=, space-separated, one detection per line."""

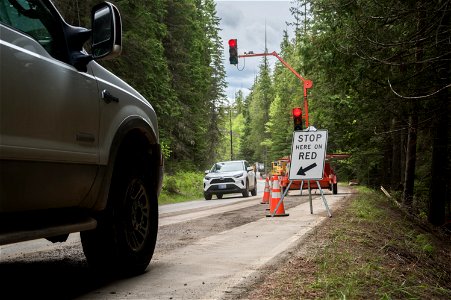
xmin=289 ymin=129 xmax=328 ymax=180
xmin=297 ymin=163 xmax=317 ymax=176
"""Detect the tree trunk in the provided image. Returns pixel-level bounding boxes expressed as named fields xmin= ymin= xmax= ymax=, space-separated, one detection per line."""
xmin=428 ymin=95 xmax=449 ymax=225
xmin=400 ymin=119 xmax=407 ymax=187
xmin=403 ymin=112 xmax=418 ymax=207
xmin=391 ymin=116 xmax=402 ymax=191
xmin=383 ymin=124 xmax=392 ymax=188
xmin=428 ymin=2 xmax=451 ymax=223
xmin=403 ymin=1 xmax=423 ymax=208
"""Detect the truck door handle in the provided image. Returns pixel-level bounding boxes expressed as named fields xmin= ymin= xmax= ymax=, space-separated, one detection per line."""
xmin=102 ymin=90 xmax=119 ymax=103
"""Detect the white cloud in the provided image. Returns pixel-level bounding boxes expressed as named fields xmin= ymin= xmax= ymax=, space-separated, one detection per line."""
xmin=215 ymin=1 xmax=295 ymax=103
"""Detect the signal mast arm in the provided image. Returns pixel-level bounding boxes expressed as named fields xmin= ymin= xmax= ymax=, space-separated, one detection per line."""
xmin=239 ymin=51 xmax=313 ymax=127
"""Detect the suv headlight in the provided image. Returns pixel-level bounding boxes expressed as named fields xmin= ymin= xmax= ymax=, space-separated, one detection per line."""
xmin=233 ymin=172 xmax=245 ymax=178
xmin=205 ymin=175 xmax=211 ymax=180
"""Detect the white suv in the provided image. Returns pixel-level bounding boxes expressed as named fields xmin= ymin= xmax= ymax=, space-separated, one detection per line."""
xmin=203 ymin=160 xmax=257 ymax=200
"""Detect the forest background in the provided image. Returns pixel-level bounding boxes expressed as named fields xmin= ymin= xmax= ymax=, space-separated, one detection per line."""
xmin=53 ymin=0 xmax=450 ymax=227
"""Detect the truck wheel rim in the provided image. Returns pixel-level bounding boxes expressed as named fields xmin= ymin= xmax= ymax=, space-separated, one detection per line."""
xmin=125 ymin=178 xmax=150 ymax=252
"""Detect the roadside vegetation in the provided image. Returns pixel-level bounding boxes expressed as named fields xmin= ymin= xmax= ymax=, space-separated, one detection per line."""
xmin=54 ymin=1 xmax=449 ymax=227
xmin=244 ymin=186 xmax=451 ymax=299
xmin=159 ymin=171 xmax=205 ymax=205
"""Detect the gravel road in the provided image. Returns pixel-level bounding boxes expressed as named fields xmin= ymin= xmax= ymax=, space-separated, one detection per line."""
xmin=0 ymin=183 xmax=351 ymax=299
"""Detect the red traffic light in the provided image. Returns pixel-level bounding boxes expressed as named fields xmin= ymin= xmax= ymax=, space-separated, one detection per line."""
xmin=292 ymin=107 xmax=302 ymax=118
xmin=292 ymin=107 xmax=303 ymax=131
xmin=228 ymin=39 xmax=237 ymax=47
xmin=228 ymin=39 xmax=238 ymax=65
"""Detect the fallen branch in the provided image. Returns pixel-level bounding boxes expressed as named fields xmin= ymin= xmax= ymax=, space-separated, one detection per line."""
xmin=380 ymin=186 xmax=392 ymax=198
xmin=380 ymin=186 xmax=403 ymax=210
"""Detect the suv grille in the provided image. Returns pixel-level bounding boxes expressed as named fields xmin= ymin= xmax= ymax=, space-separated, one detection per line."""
xmin=211 ymin=178 xmax=234 ymax=184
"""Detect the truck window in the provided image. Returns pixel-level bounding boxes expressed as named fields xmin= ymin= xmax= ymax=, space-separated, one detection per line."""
xmin=0 ymin=0 xmax=66 ymax=61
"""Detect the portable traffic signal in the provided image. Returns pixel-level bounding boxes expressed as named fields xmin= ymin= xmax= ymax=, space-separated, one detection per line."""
xmin=292 ymin=107 xmax=303 ymax=131
xmin=228 ymin=39 xmax=238 ymax=65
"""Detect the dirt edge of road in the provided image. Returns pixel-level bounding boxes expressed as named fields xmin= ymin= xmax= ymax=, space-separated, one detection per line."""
xmin=228 ymin=189 xmax=451 ymax=300
xmin=220 ymin=192 xmax=354 ymax=300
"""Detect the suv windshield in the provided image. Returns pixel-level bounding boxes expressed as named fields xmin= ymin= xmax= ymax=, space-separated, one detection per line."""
xmin=211 ymin=161 xmax=244 ymax=173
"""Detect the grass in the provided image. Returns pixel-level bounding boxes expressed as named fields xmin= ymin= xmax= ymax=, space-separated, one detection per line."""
xmin=309 ymin=186 xmax=451 ymax=299
xmin=158 ymin=171 xmax=204 ymax=205
xmin=244 ymin=185 xmax=451 ymax=300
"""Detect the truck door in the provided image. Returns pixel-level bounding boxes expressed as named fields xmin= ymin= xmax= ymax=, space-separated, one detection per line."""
xmin=0 ymin=1 xmax=99 ymax=212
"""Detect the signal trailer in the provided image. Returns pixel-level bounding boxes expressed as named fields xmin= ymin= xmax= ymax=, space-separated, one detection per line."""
xmin=278 ymin=154 xmax=350 ymax=195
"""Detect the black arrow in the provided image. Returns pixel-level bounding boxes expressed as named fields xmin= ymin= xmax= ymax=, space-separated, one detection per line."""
xmin=297 ymin=163 xmax=317 ymax=176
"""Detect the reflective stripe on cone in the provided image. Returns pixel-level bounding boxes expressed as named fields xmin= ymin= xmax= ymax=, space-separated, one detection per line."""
xmin=266 ymin=175 xmax=289 ymax=217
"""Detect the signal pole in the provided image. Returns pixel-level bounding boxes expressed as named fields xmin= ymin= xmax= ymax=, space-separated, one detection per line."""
xmin=238 ymin=51 xmax=313 ymax=126
xmin=229 ymin=103 xmax=233 ymax=161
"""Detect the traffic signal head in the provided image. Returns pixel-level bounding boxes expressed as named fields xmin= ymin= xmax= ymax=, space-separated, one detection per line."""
xmin=228 ymin=39 xmax=238 ymax=65
xmin=292 ymin=107 xmax=303 ymax=131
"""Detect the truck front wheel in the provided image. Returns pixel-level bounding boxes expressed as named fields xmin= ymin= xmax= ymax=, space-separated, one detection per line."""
xmin=81 ymin=151 xmax=158 ymax=276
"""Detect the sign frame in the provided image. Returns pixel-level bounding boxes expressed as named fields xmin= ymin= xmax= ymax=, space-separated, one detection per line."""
xmin=289 ymin=128 xmax=328 ymax=180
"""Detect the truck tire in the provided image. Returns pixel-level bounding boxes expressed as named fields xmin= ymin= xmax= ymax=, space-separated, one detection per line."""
xmin=216 ymin=193 xmax=223 ymax=199
xmin=250 ymin=179 xmax=257 ymax=196
xmin=81 ymin=150 xmax=158 ymax=276
xmin=204 ymin=192 xmax=212 ymax=200
xmin=242 ymin=180 xmax=250 ymax=197
xmin=333 ymin=183 xmax=338 ymax=194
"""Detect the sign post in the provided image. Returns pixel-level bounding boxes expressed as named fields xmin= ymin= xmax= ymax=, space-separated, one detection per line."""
xmin=288 ymin=127 xmax=332 ymax=217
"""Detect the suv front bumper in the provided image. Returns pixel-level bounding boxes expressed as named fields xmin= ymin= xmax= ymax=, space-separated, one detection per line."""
xmin=203 ymin=177 xmax=246 ymax=194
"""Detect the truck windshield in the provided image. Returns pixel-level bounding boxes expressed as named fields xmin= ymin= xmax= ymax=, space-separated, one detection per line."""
xmin=0 ymin=0 xmax=65 ymax=60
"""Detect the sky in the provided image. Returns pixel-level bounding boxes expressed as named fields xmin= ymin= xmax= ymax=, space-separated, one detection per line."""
xmin=215 ymin=1 xmax=296 ymax=103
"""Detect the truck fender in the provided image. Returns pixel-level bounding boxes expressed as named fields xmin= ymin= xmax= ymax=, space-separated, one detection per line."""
xmin=88 ymin=118 xmax=162 ymax=211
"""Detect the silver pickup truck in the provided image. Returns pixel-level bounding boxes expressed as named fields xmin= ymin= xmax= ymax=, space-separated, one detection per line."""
xmin=0 ymin=0 xmax=163 ymax=275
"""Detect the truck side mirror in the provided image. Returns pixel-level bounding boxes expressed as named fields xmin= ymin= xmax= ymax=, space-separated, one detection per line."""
xmin=91 ymin=2 xmax=122 ymax=60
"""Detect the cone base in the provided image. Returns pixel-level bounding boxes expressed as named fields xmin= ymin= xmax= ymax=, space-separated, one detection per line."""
xmin=266 ymin=213 xmax=289 ymax=217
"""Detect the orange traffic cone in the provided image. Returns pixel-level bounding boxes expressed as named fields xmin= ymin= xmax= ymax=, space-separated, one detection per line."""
xmin=266 ymin=175 xmax=289 ymax=217
xmin=260 ymin=177 xmax=270 ymax=204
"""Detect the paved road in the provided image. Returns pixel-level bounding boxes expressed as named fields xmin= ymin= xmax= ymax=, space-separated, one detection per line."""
xmin=0 ymin=180 xmax=351 ymax=299
xmin=78 ymin=185 xmax=351 ymax=299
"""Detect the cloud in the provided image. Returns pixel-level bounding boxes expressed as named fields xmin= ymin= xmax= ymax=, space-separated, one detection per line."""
xmin=219 ymin=5 xmax=245 ymax=29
